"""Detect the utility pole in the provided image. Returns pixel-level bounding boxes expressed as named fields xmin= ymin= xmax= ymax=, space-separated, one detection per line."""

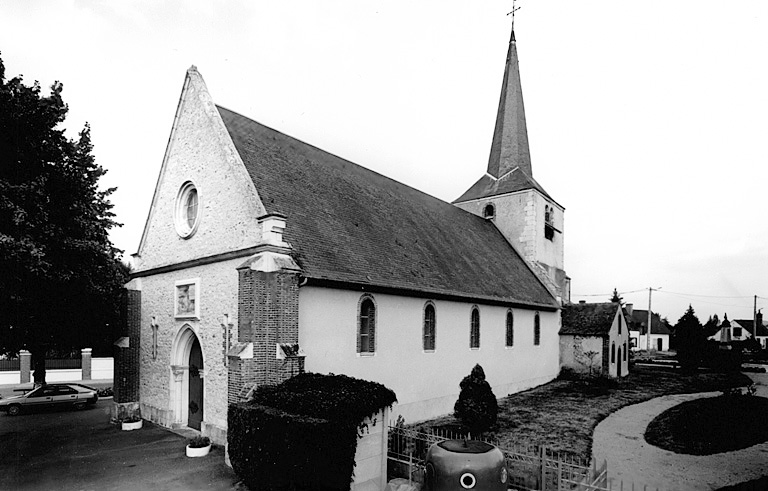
xmin=754 ymin=295 xmax=758 ymax=338
xmin=647 ymin=288 xmax=653 ymax=353
xmin=647 ymin=287 xmax=661 ymax=353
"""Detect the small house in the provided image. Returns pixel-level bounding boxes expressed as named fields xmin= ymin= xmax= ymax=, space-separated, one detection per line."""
xmin=560 ymin=302 xmax=630 ymax=378
xmin=628 ymin=306 xmax=671 ymax=351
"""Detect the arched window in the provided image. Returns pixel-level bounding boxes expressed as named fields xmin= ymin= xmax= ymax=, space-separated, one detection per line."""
xmin=423 ymin=302 xmax=436 ymax=351
xmin=533 ymin=312 xmax=541 ymax=346
xmin=358 ymin=296 xmax=376 ymax=354
xmin=618 ymin=313 xmax=622 ymax=334
xmin=624 ymin=342 xmax=628 ymax=361
xmin=483 ymin=203 xmax=495 ymax=219
xmin=611 ymin=342 xmax=616 ymax=363
xmin=505 ymin=310 xmax=514 ymax=347
xmin=544 ymin=205 xmax=555 ymax=240
xmin=470 ymin=307 xmax=480 ymax=348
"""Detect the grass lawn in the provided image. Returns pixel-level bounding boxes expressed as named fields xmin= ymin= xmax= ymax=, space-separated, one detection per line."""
xmin=418 ymin=365 xmax=751 ymax=461
xmin=645 ymin=394 xmax=768 ymax=455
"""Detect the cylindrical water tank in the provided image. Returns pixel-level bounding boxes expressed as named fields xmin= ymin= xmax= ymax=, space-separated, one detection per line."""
xmin=424 ymin=439 xmax=507 ymax=490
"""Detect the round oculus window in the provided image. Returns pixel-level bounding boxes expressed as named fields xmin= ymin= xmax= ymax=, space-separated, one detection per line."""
xmin=175 ymin=181 xmax=200 ymax=238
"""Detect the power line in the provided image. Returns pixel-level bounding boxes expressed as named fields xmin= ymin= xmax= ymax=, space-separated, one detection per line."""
xmin=573 ymin=288 xmax=767 ymax=301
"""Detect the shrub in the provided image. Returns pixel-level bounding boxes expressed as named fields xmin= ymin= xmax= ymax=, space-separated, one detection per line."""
xmin=228 ymin=373 xmax=396 ymax=491
xmin=187 ymin=435 xmax=210 ymax=448
xmin=453 ymin=364 xmax=498 ymax=435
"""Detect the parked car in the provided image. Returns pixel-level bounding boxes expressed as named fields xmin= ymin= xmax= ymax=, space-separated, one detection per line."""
xmin=0 ymin=383 xmax=98 ymax=416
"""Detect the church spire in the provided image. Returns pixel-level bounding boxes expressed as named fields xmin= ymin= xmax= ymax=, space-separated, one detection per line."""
xmin=486 ymin=27 xmax=532 ymax=179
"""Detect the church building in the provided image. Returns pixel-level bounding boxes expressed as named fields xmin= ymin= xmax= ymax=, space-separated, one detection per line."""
xmin=115 ymin=27 xmax=568 ymax=446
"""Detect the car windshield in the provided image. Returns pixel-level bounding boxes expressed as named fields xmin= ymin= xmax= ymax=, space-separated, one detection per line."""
xmin=25 ymin=387 xmax=43 ymax=398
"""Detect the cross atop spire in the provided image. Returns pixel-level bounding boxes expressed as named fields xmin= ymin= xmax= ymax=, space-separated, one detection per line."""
xmin=507 ymin=0 xmax=521 ymax=34
xmin=486 ymin=20 xmax=532 ymax=179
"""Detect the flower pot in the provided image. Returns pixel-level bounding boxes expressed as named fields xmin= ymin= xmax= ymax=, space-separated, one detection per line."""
xmin=186 ymin=443 xmax=211 ymax=457
xmin=122 ymin=419 xmax=143 ymax=431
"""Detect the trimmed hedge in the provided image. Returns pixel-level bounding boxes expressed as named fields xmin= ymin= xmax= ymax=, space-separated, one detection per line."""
xmin=228 ymin=373 xmax=396 ymax=490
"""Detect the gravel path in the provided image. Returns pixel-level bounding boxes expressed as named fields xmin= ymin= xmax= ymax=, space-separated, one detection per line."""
xmin=592 ymin=372 xmax=768 ymax=491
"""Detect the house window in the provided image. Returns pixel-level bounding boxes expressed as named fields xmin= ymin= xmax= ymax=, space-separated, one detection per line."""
xmin=174 ymin=278 xmax=201 ymax=319
xmin=470 ymin=307 xmax=480 ymax=349
xmin=733 ymin=327 xmax=742 ymax=338
xmin=611 ymin=342 xmax=616 ymax=363
xmin=533 ymin=312 xmax=541 ymax=346
xmin=483 ymin=203 xmax=495 ymax=219
xmin=175 ymin=181 xmax=201 ymax=238
xmin=505 ymin=310 xmax=514 ymax=347
xmin=358 ymin=296 xmax=376 ymax=354
xmin=423 ymin=302 xmax=436 ymax=351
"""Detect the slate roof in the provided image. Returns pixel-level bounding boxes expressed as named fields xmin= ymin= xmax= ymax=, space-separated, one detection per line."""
xmin=630 ymin=310 xmax=671 ymax=335
xmin=560 ymin=302 xmax=621 ymax=336
xmin=453 ymin=167 xmax=556 ymax=204
xmin=218 ymin=106 xmax=557 ymax=309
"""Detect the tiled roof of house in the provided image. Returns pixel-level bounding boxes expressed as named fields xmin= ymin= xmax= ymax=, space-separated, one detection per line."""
xmin=560 ymin=302 xmax=621 ymax=336
xmin=733 ymin=320 xmax=768 ymax=337
xmin=218 ymin=106 xmax=558 ymax=309
xmin=630 ymin=309 xmax=671 ymax=335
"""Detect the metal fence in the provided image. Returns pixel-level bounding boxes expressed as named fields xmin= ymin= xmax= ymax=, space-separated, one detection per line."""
xmin=0 ymin=359 xmax=20 ymax=371
xmin=0 ymin=358 xmax=81 ymax=371
xmin=387 ymin=423 xmax=609 ymax=491
xmin=45 ymin=359 xmax=82 ymax=370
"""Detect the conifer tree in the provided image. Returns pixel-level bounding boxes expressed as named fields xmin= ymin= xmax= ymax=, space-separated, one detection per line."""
xmin=454 ymin=364 xmax=498 ymax=435
xmin=673 ymin=305 xmax=706 ymax=372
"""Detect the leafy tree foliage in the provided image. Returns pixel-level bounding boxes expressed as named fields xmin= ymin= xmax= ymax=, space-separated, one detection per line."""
xmin=673 ymin=305 xmax=707 ymax=372
xmin=454 ymin=364 xmax=498 ymax=435
xmin=0 ymin=55 xmax=127 ymax=381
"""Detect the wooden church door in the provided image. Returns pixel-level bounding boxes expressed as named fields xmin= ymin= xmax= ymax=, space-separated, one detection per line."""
xmin=188 ymin=337 xmax=204 ymax=430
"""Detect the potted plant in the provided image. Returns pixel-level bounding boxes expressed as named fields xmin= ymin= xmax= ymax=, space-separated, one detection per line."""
xmin=121 ymin=415 xmax=143 ymax=431
xmin=186 ymin=435 xmax=211 ymax=457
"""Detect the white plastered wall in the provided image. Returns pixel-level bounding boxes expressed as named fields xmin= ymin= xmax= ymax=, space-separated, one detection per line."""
xmin=299 ymin=286 xmax=560 ymax=423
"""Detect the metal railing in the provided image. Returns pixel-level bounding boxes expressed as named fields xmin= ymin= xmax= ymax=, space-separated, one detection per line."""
xmin=387 ymin=423 xmax=611 ymax=491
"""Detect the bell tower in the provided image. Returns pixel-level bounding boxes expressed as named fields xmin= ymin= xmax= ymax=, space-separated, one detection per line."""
xmin=454 ymin=28 xmax=569 ymax=304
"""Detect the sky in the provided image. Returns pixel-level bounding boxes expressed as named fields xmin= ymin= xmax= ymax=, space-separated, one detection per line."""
xmin=1 ymin=1 xmax=767 ymax=324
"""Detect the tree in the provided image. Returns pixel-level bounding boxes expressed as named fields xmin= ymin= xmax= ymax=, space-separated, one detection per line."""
xmin=0 ymin=54 xmax=127 ymax=382
xmin=453 ymin=364 xmax=498 ymax=435
xmin=609 ymin=288 xmax=624 ymax=305
xmin=673 ymin=305 xmax=706 ymax=372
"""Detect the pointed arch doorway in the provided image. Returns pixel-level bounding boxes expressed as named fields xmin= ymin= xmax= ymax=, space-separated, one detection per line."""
xmin=188 ymin=337 xmax=204 ymax=430
xmin=171 ymin=325 xmax=204 ymax=430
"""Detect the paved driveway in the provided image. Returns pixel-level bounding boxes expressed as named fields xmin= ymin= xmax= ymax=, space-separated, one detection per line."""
xmin=592 ymin=372 xmax=768 ymax=491
xmin=0 ymin=399 xmax=240 ymax=490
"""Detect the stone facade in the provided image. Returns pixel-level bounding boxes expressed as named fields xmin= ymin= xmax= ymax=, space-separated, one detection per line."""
xmin=133 ymin=67 xmax=265 ymax=273
xmin=133 ymin=258 xmax=242 ymax=442
xmin=454 ymin=189 xmax=569 ymax=303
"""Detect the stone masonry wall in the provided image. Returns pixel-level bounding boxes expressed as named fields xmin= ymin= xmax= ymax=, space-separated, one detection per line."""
xmin=134 ymin=68 xmax=265 ymax=273
xmin=115 ymin=289 xmax=141 ymax=403
xmin=137 ymin=258 xmax=241 ymax=440
xmin=229 ymin=268 xmax=301 ymax=406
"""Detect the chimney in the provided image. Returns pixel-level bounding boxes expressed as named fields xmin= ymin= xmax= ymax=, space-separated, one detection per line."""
xmin=626 ymin=303 xmax=634 ymax=316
